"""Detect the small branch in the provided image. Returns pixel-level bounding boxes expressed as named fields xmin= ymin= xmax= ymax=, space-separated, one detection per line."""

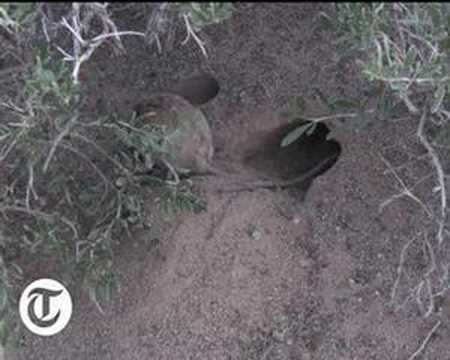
xmin=366 ymin=75 xmax=450 ymax=85
xmin=182 ymin=14 xmax=208 ymax=58
xmin=59 ymin=216 xmax=79 ymax=241
xmin=58 ymin=3 xmax=146 ymax=85
xmin=422 ymin=278 xmax=434 ymax=318
xmin=421 ymin=232 xmax=437 ymax=318
xmin=390 ymin=236 xmax=416 ymax=304
xmin=161 ymin=158 xmax=180 ymax=185
xmin=417 ymin=110 xmax=447 ymax=246
xmin=378 ymin=153 xmax=433 ymax=218
xmin=59 ymin=141 xmax=112 ymax=212
xmin=91 ymin=30 xmax=145 ymax=44
xmin=61 ymin=16 xmax=86 ymax=46
xmin=300 ymin=109 xmax=376 ymax=124
xmin=43 ymin=115 xmax=79 ymax=173
xmin=70 ymin=133 xmax=131 ymax=176
xmin=0 ymin=205 xmax=53 ymax=220
xmin=407 ymin=320 xmax=441 ymax=360
xmin=0 ymin=129 xmax=25 ymax=166
xmin=25 ymin=161 xmax=38 ymax=211
xmin=382 ymin=153 xmax=429 ymax=175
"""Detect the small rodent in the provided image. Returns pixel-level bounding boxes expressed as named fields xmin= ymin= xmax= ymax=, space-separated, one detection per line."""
xmin=133 ymin=73 xmax=338 ymax=191
xmin=134 ymin=92 xmax=218 ymax=175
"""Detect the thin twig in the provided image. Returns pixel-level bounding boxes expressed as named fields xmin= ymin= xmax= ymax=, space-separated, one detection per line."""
xmin=382 ymin=153 xmax=429 ymax=175
xmin=390 ymin=236 xmax=416 ymax=304
xmin=25 ymin=161 xmax=38 ymax=211
xmin=71 ymin=133 xmax=131 ymax=176
xmin=91 ymin=30 xmax=145 ymax=43
xmin=417 ymin=232 xmax=437 ymax=318
xmin=182 ymin=14 xmax=208 ymax=57
xmin=59 ymin=141 xmax=112 ymax=212
xmin=417 ymin=110 xmax=446 ymax=246
xmin=43 ymin=115 xmax=79 ymax=173
xmin=161 ymin=158 xmax=180 ymax=185
xmin=0 ymin=128 xmax=25 ymax=165
xmin=0 ymin=205 xmax=53 ymax=219
xmin=59 ymin=3 xmax=145 ymax=85
xmin=407 ymin=320 xmax=441 ymax=360
xmin=378 ymin=152 xmax=433 ymax=218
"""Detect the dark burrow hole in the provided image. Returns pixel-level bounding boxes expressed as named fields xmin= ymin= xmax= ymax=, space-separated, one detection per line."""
xmin=169 ymin=72 xmax=220 ymax=107
xmin=244 ymin=121 xmax=342 ymax=190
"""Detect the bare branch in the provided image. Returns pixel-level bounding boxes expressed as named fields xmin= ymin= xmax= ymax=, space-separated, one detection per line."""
xmin=417 ymin=111 xmax=447 ymax=246
xmin=182 ymin=14 xmax=208 ymax=58
xmin=43 ymin=114 xmax=79 ymax=173
xmin=407 ymin=320 xmax=441 ymax=360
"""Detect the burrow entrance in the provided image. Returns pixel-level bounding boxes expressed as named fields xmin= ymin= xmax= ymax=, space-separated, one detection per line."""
xmin=241 ymin=120 xmax=341 ymax=190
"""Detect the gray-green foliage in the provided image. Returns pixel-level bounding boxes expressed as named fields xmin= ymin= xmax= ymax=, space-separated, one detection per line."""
xmin=26 ymin=51 xmax=78 ymax=106
xmin=0 ymin=43 xmax=205 ymax=349
xmin=281 ymin=3 xmax=450 ymax=147
xmin=333 ymin=3 xmax=388 ymax=54
xmin=1 ymin=1 xmax=230 ymax=348
xmin=0 ymin=3 xmax=35 ymax=33
xmin=335 ymin=3 xmax=450 ymax=118
xmin=176 ymin=2 xmax=234 ymax=29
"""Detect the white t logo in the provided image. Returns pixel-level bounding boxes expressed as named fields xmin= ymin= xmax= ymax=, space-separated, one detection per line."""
xmin=19 ymin=279 xmax=73 ymax=336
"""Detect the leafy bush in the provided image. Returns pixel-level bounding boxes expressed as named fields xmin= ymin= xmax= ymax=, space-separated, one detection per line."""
xmin=282 ymin=3 xmax=450 ymax=146
xmin=0 ymin=2 xmax=232 ymax=348
xmin=176 ymin=2 xmax=234 ymax=29
xmin=0 ymin=3 xmax=35 ymax=33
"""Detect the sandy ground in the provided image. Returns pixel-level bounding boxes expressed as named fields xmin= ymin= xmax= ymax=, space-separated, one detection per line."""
xmin=9 ymin=3 xmax=450 ymax=359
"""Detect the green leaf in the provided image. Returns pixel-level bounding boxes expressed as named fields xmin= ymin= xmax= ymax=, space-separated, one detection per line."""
xmin=306 ymin=122 xmax=317 ymax=135
xmin=190 ymin=3 xmax=202 ymax=13
xmin=280 ymin=123 xmax=313 ymax=147
xmin=41 ymin=69 xmax=57 ymax=85
xmin=331 ymin=98 xmax=360 ymax=110
xmin=139 ymin=175 xmax=164 ymax=187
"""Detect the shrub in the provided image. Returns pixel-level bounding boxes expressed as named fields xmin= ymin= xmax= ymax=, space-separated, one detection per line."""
xmin=0 ymin=2 xmax=232 ymax=347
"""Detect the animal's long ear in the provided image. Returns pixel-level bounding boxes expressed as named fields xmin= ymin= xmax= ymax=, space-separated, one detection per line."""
xmin=169 ymin=73 xmax=220 ymax=106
